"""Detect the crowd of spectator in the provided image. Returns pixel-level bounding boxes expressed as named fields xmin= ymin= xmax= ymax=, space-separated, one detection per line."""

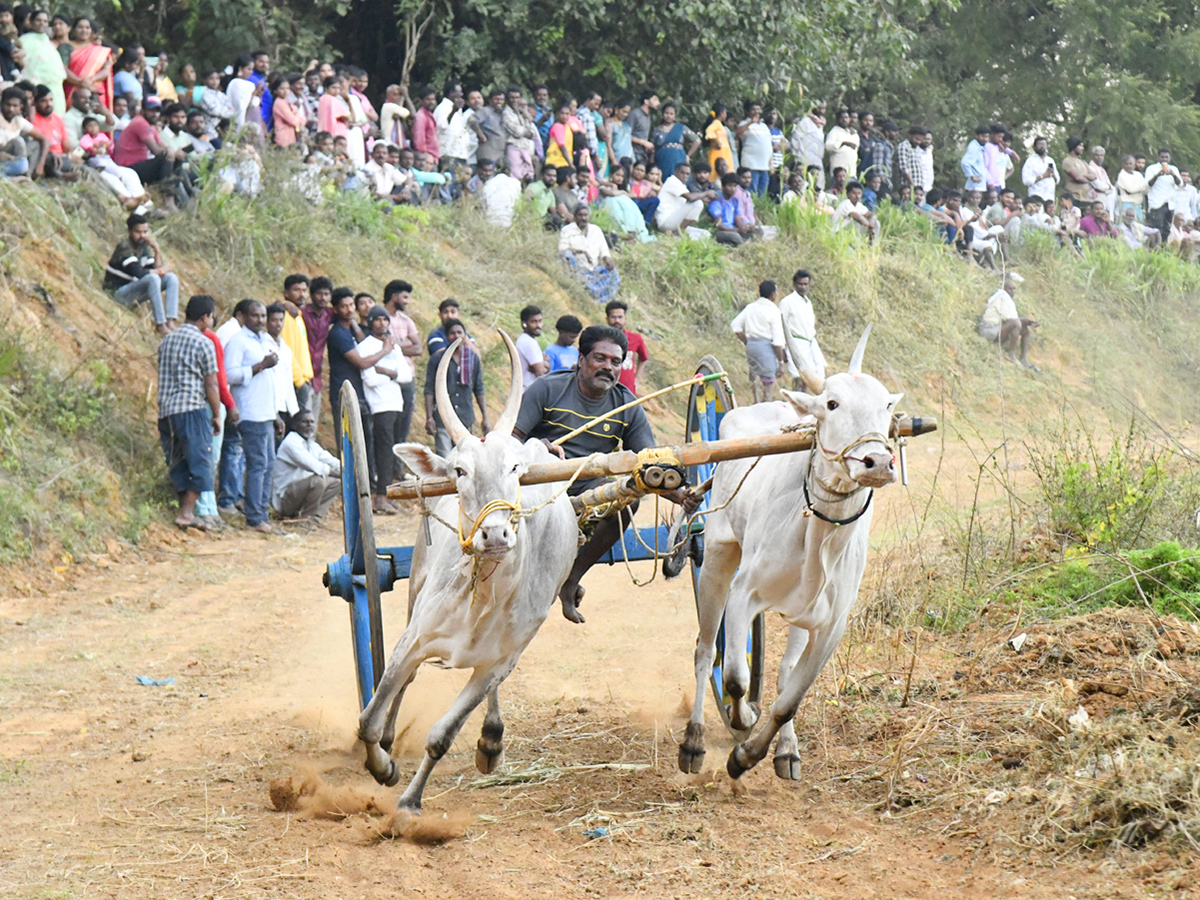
xmin=152 ymin=265 xmax=654 ymax=532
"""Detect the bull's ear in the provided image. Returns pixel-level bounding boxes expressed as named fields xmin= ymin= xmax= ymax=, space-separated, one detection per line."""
xmin=781 ymin=389 xmax=824 ymax=419
xmin=393 ymin=443 xmax=454 ymax=479
xmin=888 ymin=392 xmax=905 ymax=409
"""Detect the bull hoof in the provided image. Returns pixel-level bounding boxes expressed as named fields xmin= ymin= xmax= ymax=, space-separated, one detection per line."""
xmin=396 ymin=791 xmax=422 ymax=815
xmin=773 ymin=753 xmax=802 ymax=781
xmin=382 ymin=759 xmax=401 ymax=787
xmin=726 ymin=744 xmax=754 ymax=780
xmin=728 ymin=700 xmax=760 ymax=733
xmin=678 ymin=743 xmax=706 ymax=774
xmin=475 ymin=744 xmax=504 ymax=775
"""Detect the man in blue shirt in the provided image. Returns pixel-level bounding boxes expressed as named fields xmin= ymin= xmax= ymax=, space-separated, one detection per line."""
xmin=224 ymin=300 xmax=280 ymax=532
xmin=248 ymin=51 xmax=273 ymax=132
xmin=961 ymin=125 xmax=989 ymax=192
xmin=545 ymin=315 xmax=582 ymax=371
xmin=327 ymin=289 xmax=394 ymax=483
xmin=709 ymin=174 xmax=755 ymax=246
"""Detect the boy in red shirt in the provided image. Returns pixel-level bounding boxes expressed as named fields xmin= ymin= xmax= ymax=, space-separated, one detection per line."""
xmin=604 ymin=299 xmax=648 ymax=394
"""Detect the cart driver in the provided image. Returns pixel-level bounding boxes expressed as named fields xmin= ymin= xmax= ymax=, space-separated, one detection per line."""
xmin=513 ymin=325 xmax=696 ymax=623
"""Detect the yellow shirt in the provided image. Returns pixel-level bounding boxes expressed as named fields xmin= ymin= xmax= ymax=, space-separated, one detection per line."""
xmin=280 ymin=311 xmax=313 ymax=387
xmin=705 ymin=119 xmax=732 ymax=173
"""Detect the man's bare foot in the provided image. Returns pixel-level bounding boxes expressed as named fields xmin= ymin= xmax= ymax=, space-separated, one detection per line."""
xmin=559 ymin=583 xmax=586 ymax=624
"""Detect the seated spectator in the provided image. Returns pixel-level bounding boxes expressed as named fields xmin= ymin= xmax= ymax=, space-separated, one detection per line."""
xmin=62 ymin=86 xmax=112 ymax=145
xmin=393 ymin=146 xmax=445 ymax=203
xmin=558 ymin=205 xmax=620 ymax=303
xmin=834 ymin=180 xmax=880 ymax=241
xmin=0 ymin=84 xmax=45 ymax=178
xmin=524 ymin=162 xmax=558 ymax=226
xmin=197 ymin=68 xmax=234 ymax=140
xmin=79 ymin=115 xmax=150 ymax=209
xmin=710 ymin=173 xmax=758 ymax=246
xmin=977 ymin=276 xmax=1039 ymax=371
xmin=183 ymin=109 xmax=215 ymax=156
xmin=656 ymin=162 xmax=712 ymax=234
xmin=1078 ymin=201 xmax=1117 ymax=238
xmin=112 ymin=46 xmax=143 ymax=107
xmin=1118 ymin=206 xmax=1161 ymax=249
xmin=861 ymin=172 xmax=883 ymax=210
xmin=110 ymin=95 xmax=130 ymax=137
xmin=112 ymin=96 xmax=192 ymax=206
xmin=271 ymin=409 xmax=341 ymax=521
xmin=962 ymin=189 xmax=1000 ymax=269
xmin=474 ymin=158 xmax=523 ymax=227
xmin=361 ymin=139 xmax=407 ymax=202
xmin=629 ymin=161 xmax=659 ymax=201
xmin=1168 ymin=211 xmax=1196 ymax=259
xmin=1116 ymin=154 xmax=1148 ymax=221
xmin=216 ymin=132 xmax=263 ymax=196
xmin=29 ymin=84 xmax=75 ymax=179
xmin=103 ymin=212 xmax=179 ymax=333
xmin=552 ymin=165 xmax=581 ymax=221
xmin=598 ymin=166 xmax=654 ymax=242
xmin=424 ymin=317 xmax=488 ymax=457
xmin=546 ymin=314 xmax=582 ymax=371
xmin=781 ymin=171 xmax=805 ymax=204
xmin=983 ymin=187 xmax=1023 ymax=255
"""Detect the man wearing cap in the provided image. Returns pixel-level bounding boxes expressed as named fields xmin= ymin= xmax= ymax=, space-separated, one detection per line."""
xmin=112 ymin=95 xmax=189 ymax=200
xmin=358 ymin=305 xmax=407 ymax=514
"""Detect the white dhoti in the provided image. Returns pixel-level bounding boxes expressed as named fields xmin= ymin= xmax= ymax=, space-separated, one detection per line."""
xmin=655 ymin=198 xmax=704 ymax=233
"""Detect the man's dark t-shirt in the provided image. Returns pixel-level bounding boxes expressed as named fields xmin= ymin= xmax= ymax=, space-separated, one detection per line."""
xmin=514 ymin=370 xmax=655 ymax=461
xmin=327 ymin=322 xmax=364 ymax=402
xmin=425 ymin=347 xmax=484 ymax=429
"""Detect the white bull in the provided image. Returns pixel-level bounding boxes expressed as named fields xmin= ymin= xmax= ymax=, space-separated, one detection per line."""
xmin=358 ymin=332 xmax=577 ymax=813
xmin=678 ymin=324 xmax=903 ymax=781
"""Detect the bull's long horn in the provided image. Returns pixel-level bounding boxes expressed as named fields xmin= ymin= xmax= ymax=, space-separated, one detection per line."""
xmin=492 ymin=329 xmax=524 ymax=437
xmin=847 ymin=322 xmax=874 ymax=375
xmin=783 ymin=328 xmax=825 ymax=395
xmin=435 ymin=337 xmax=470 ymax=447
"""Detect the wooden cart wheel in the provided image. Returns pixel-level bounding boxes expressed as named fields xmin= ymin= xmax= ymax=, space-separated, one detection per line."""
xmin=684 ymin=357 xmax=766 ymax=734
xmin=339 ymin=383 xmax=386 ymax=710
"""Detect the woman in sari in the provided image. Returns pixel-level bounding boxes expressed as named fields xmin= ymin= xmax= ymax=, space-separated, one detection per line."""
xmin=64 ymin=18 xmax=113 ymax=109
xmin=704 ymin=104 xmax=732 ymax=175
xmin=49 ymin=13 xmax=70 ymax=66
xmin=544 ymin=104 xmax=573 ymax=168
xmin=652 ymin=103 xmax=699 ymax=180
xmin=20 ymin=10 xmax=67 ymax=113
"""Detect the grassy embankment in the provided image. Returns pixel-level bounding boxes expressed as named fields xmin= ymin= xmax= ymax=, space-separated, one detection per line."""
xmin=3 ymin=157 xmax=1200 ymax=624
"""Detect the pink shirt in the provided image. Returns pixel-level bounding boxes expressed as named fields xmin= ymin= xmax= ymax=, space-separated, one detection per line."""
xmin=112 ymin=115 xmax=159 ymax=167
xmin=272 ymin=97 xmax=304 ymax=147
xmin=317 ymin=93 xmax=349 ymax=139
xmin=412 ymin=107 xmax=438 ymax=161
xmin=79 ymin=131 xmax=111 ymax=156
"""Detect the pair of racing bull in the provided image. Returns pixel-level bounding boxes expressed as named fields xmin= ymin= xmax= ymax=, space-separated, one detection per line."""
xmin=358 ymin=325 xmax=903 ymax=813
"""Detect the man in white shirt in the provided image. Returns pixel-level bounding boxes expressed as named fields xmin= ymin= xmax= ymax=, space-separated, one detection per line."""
xmin=516 ymin=305 xmax=549 ymax=387
xmin=358 ymin=306 xmax=407 ymax=514
xmin=834 ymin=181 xmax=880 ymax=241
xmin=790 ymin=102 xmax=826 ymax=189
xmin=977 ymin=276 xmax=1039 ymax=371
xmin=361 ymin=140 xmax=408 ymax=202
xmin=1118 ymin=206 xmax=1161 ymax=250
xmin=474 ymin=159 xmax=522 ymax=227
xmin=558 ymin=206 xmax=620 ymax=303
xmin=730 ymin=280 xmax=786 ymax=403
xmin=778 ymin=269 xmax=827 ymax=391
xmin=271 ymin=409 xmax=341 ymax=520
xmin=824 ymin=108 xmax=858 ymax=186
xmin=655 ymin=162 xmax=717 ymax=233
xmin=1146 ymin=148 xmax=1183 ymax=241
xmin=1021 ymin=136 xmax=1059 ymax=204
xmin=265 ymin=303 xmax=299 ymax=430
xmin=1172 ymin=168 xmax=1198 ymax=221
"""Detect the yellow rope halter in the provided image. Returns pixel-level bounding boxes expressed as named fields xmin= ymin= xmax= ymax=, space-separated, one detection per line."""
xmin=457 ymin=486 xmax=522 ymax=554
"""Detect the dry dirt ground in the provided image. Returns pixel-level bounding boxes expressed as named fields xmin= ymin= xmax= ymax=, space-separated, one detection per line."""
xmin=2 ymin=491 xmax=1200 ymax=899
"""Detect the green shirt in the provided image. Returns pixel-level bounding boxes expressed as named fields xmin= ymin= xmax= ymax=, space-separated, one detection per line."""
xmin=524 ymin=181 xmax=555 ymax=217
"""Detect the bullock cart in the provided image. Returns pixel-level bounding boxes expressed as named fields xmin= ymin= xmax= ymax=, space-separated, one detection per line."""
xmin=322 ymin=358 xmax=936 ymax=732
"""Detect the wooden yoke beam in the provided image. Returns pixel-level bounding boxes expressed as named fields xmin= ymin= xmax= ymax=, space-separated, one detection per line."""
xmin=387 ymin=416 xmax=937 ymax=502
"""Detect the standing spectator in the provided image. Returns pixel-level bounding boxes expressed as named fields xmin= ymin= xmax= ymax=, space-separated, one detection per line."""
xmin=21 ymin=9 xmax=67 ymax=115
xmin=103 ymin=212 xmax=179 ymax=333
xmin=558 ymin=206 xmax=620 ymax=304
xmin=736 ymin=101 xmax=772 ymax=195
xmin=704 ymin=104 xmax=732 ymax=175
xmin=503 ymin=91 xmax=535 ymax=182
xmin=1022 ymin=135 xmax=1059 ymax=205
xmin=1177 ymin=170 xmax=1200 ymax=222
xmin=327 ymin=289 xmax=393 ymax=453
xmin=652 ymin=102 xmax=700 ymax=186
xmin=379 ymin=83 xmax=410 ymax=148
xmin=778 ymin=269 xmax=826 ymax=391
xmin=983 ymin=124 xmax=1007 ymax=192
xmin=824 ymin=108 xmax=858 ymax=185
xmin=215 ymin=299 xmax=252 ymax=517
xmin=1146 ymin=148 xmax=1182 ymax=241
xmin=358 ymin=306 xmax=406 ymax=513
xmin=1088 ymin=146 xmax=1116 ymax=217
xmin=412 ymin=86 xmax=438 ymax=163
xmin=1061 ymin=137 xmax=1093 ymax=198
xmin=276 ymin=274 xmax=314 ymax=418
xmin=516 ymin=305 xmax=549 ymax=387
xmin=1116 ymin=153 xmax=1149 ymax=221
xmin=301 ymin=276 xmax=336 ymax=419
xmin=856 ymin=111 xmax=885 ymax=180
xmin=224 ymin=300 xmax=280 ymax=533
xmin=960 ymin=125 xmax=988 ymax=192
xmin=546 ymin=315 xmax=582 ymax=371
xmin=605 ymin=299 xmax=648 ymax=395
xmin=628 ymin=90 xmax=657 ymax=168
xmin=265 ymin=303 xmax=299 ymax=431
xmin=790 ymin=101 xmax=826 ymax=189
xmin=111 ymin=45 xmax=143 ymax=107
xmin=271 ymin=75 xmax=305 ymax=148
xmin=917 ymin=128 xmax=935 ymax=193
xmin=383 ymin=279 xmax=422 ymax=445
xmin=609 ymin=99 xmax=633 ymax=171
xmin=197 ymin=68 xmax=235 ymax=140
xmin=157 ymin=294 xmax=221 ymax=530
xmin=544 ymin=104 xmax=574 ymax=169
xmin=194 ymin=298 xmax=239 ymax=529
xmin=424 ymin=318 xmax=489 ymax=457
xmin=476 ymin=88 xmax=507 ymax=167
xmin=874 ymin=120 xmax=898 ymax=193
xmin=532 ymin=83 xmax=553 ymax=150
xmin=896 ymin=125 xmax=924 ymax=191
xmin=731 ymin=280 xmax=786 ymax=403
xmin=272 ymin=409 xmax=341 ymax=520
xmin=427 ymin=298 xmax=471 ymax=355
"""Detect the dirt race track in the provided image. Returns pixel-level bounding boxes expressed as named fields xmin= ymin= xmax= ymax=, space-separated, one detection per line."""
xmin=2 ymin=501 xmax=1199 ymax=899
